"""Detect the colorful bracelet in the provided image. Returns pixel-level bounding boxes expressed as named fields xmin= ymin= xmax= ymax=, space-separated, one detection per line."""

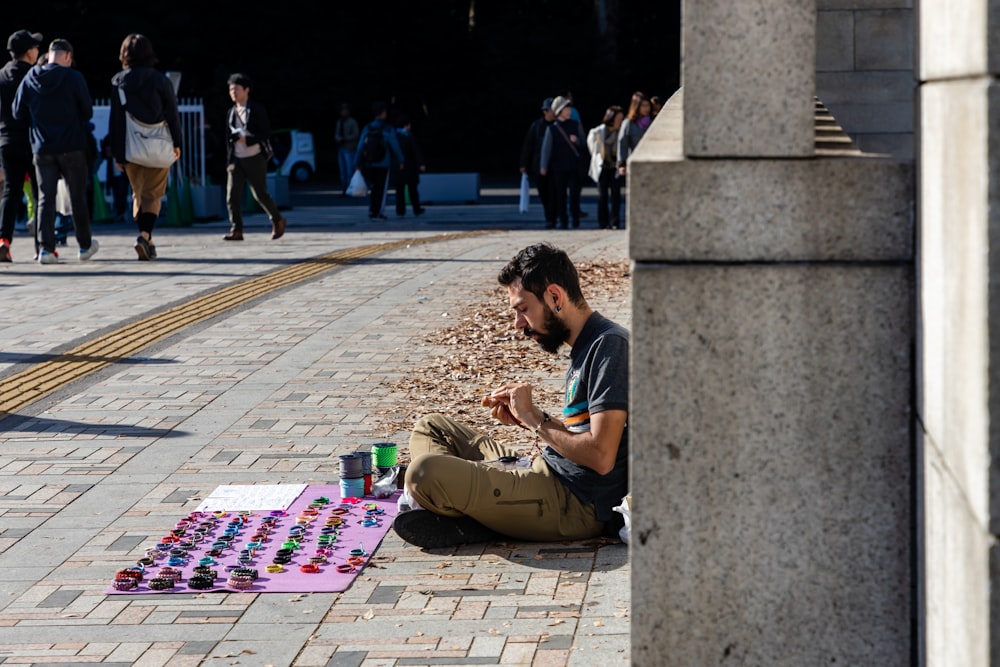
xmin=113 ymin=577 xmax=138 ymax=591
xmin=227 ymin=574 xmax=254 ymax=590
xmin=265 ymin=564 xmax=284 ymax=573
xmin=299 ymin=563 xmax=321 ymax=574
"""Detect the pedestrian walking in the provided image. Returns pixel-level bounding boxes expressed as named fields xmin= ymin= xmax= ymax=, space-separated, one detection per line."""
xmin=587 ymin=105 xmax=624 ymax=229
xmin=109 ymin=33 xmax=182 ymax=260
xmin=539 ymin=96 xmax=584 ymax=229
xmin=12 ymin=38 xmax=98 ymax=264
xmin=519 ymin=97 xmax=556 ymax=227
xmin=0 ymin=29 xmax=42 ymax=262
xmin=224 ymin=73 xmax=286 ymax=241
xmin=354 ymin=101 xmax=404 ymax=221
xmin=335 ymin=103 xmax=359 ymax=195
xmin=391 ymin=113 xmax=425 ymax=218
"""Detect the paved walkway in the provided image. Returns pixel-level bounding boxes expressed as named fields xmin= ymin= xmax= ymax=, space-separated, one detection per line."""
xmin=0 ymin=188 xmax=631 ymax=667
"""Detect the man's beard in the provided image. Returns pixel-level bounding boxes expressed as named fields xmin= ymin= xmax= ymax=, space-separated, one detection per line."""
xmin=525 ymin=305 xmax=570 ymax=354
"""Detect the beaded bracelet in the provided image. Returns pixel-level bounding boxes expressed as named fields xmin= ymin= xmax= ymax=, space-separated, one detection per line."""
xmin=148 ymin=577 xmax=175 ymax=590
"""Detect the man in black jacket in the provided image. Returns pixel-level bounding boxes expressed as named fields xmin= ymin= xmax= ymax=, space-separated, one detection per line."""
xmin=13 ymin=38 xmax=98 ymax=264
xmin=224 ymin=73 xmax=286 ymax=241
xmin=0 ymin=30 xmax=42 ymax=262
xmin=518 ymin=97 xmax=556 ymax=228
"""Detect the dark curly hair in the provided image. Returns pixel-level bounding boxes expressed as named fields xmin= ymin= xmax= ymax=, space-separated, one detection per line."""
xmin=497 ymin=243 xmax=585 ymax=306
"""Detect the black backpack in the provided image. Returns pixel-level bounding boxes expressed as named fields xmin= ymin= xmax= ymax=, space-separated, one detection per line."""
xmin=360 ymin=124 xmax=386 ymax=165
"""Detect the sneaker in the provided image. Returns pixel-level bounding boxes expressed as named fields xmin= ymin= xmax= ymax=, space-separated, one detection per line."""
xmin=37 ymin=249 xmax=58 ymax=264
xmin=79 ymin=239 xmax=99 ymax=261
xmin=0 ymin=239 xmax=10 ymax=262
xmin=392 ymin=509 xmax=499 ymax=549
xmin=135 ymin=236 xmax=154 ymax=261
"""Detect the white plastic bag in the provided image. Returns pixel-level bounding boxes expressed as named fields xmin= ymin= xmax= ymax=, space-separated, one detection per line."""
xmin=612 ymin=494 xmax=631 ymax=544
xmin=347 ymin=170 xmax=368 ymax=197
xmin=397 ymin=485 xmax=423 ymax=513
xmin=372 ymin=466 xmax=398 ymax=499
xmin=518 ymin=173 xmax=530 ymax=213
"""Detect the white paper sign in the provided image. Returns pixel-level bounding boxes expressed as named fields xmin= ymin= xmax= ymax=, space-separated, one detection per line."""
xmin=195 ymin=484 xmax=308 ymax=512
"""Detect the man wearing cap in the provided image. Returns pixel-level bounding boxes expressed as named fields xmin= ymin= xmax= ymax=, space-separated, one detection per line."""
xmin=518 ymin=97 xmax=556 ymax=228
xmin=539 ymin=95 xmax=585 ymax=229
xmin=13 ymin=38 xmax=98 ymax=264
xmin=0 ymin=30 xmax=42 ymax=262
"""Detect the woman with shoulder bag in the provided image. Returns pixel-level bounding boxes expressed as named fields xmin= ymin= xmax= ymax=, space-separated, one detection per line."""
xmin=109 ymin=33 xmax=181 ymax=260
xmin=588 ymin=105 xmax=624 ymax=229
xmin=617 ymin=91 xmax=652 ymax=179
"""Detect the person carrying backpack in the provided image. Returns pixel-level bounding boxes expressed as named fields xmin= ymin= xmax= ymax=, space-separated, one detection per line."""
xmin=354 ymin=101 xmax=403 ymax=221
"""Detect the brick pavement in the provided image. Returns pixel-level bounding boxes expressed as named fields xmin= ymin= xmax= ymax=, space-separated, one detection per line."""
xmin=0 ymin=190 xmax=630 ymax=666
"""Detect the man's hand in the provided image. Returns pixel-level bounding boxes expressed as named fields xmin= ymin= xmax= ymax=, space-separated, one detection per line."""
xmin=482 ymin=382 xmax=538 ymax=429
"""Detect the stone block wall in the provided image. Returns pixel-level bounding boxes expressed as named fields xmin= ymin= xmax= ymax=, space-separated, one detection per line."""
xmin=816 ymin=0 xmax=914 ymax=157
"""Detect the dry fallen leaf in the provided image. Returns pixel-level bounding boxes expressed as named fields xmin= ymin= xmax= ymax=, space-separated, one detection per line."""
xmin=362 ymin=609 xmax=375 ymax=620
xmin=371 ymin=261 xmax=631 ymax=451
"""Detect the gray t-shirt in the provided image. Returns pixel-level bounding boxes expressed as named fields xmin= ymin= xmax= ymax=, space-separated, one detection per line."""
xmin=542 ymin=312 xmax=629 ymax=521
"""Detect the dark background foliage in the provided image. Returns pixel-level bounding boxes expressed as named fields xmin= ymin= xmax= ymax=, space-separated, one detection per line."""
xmin=7 ymin=0 xmax=680 ymax=181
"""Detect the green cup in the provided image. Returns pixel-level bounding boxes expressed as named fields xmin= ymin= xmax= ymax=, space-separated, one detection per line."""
xmin=372 ymin=442 xmax=397 ymax=467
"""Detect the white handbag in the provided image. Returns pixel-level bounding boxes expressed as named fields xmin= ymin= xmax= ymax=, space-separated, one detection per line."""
xmin=118 ymin=87 xmax=175 ymax=168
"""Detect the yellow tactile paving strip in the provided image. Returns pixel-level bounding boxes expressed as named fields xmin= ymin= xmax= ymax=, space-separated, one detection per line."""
xmin=0 ymin=230 xmax=493 ymax=419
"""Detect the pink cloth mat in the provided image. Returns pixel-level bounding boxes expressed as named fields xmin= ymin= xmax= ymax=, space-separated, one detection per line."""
xmin=107 ymin=485 xmax=400 ymax=594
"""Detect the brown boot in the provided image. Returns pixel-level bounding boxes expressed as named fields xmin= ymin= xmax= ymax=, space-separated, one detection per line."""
xmin=223 ymin=228 xmax=243 ymax=241
xmin=271 ymin=217 xmax=286 ymax=240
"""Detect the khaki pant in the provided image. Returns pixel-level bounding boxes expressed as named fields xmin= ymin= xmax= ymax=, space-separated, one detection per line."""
xmin=124 ymin=163 xmax=169 ymax=218
xmin=405 ymin=413 xmax=605 ymax=541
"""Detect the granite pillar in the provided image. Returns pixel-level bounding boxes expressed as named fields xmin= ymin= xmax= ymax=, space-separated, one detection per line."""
xmin=629 ymin=1 xmax=915 ymax=663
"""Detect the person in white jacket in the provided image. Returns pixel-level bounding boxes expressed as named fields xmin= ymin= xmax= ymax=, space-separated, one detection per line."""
xmin=587 ymin=105 xmax=624 ymax=229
